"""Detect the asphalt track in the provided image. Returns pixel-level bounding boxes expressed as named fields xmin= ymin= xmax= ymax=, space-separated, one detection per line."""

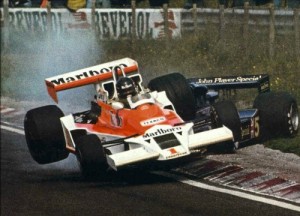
xmin=1 ymin=119 xmax=299 ymax=216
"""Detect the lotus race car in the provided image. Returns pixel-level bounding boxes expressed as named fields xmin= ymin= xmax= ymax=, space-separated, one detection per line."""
xmin=24 ymin=58 xmax=299 ymax=177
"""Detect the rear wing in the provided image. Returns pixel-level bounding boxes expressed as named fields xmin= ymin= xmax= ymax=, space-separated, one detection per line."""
xmin=45 ymin=58 xmax=139 ymax=103
xmin=188 ymin=74 xmax=270 ymax=93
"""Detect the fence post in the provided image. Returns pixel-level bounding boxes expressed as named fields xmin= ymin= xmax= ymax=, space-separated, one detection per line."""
xmin=294 ymin=9 xmax=300 ymax=56
xmin=219 ymin=4 xmax=225 ymax=41
xmin=2 ymin=0 xmax=9 ymax=51
xmin=192 ymin=3 xmax=198 ymax=36
xmin=280 ymin=0 xmax=287 ymax=8
xmin=47 ymin=1 xmax=52 ymax=29
xmin=131 ymin=0 xmax=136 ymax=57
xmin=243 ymin=1 xmax=249 ymax=41
xmin=163 ymin=3 xmax=170 ymax=48
xmin=131 ymin=0 xmax=136 ymax=40
xmin=46 ymin=1 xmax=52 ymax=43
xmin=3 ymin=0 xmax=9 ymax=27
xmin=91 ymin=0 xmax=96 ymax=30
xmin=268 ymin=4 xmax=275 ymax=58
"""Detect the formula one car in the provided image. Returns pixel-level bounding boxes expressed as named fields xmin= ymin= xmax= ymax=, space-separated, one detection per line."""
xmin=24 ymin=58 xmax=299 ymax=177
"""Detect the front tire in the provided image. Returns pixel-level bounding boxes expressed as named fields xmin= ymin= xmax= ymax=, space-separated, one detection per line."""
xmin=24 ymin=105 xmax=68 ymax=164
xmin=253 ymin=91 xmax=299 ymax=139
xmin=75 ymin=134 xmax=107 ymax=178
xmin=209 ymin=100 xmax=242 ymax=153
xmin=148 ymin=73 xmax=196 ymax=121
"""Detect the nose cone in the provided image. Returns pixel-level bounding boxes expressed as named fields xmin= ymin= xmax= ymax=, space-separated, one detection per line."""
xmin=126 ymin=104 xmax=166 ymax=134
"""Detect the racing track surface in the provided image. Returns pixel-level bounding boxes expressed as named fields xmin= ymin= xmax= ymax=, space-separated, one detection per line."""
xmin=1 ymin=108 xmax=300 ymax=216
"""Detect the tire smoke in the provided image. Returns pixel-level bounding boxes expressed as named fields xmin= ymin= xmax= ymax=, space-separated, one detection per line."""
xmin=1 ymin=27 xmax=102 ymax=112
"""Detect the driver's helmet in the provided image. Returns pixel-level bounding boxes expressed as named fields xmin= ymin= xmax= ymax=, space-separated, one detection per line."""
xmin=116 ymin=77 xmax=137 ymax=99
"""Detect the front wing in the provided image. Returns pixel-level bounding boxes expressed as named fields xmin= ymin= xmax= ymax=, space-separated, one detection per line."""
xmin=61 ymin=115 xmax=233 ymax=171
xmin=106 ymin=124 xmax=233 ymax=170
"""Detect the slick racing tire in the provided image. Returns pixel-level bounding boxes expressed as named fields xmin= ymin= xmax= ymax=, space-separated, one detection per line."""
xmin=148 ymin=72 xmax=196 ymax=121
xmin=75 ymin=134 xmax=107 ymax=178
xmin=24 ymin=105 xmax=68 ymax=164
xmin=253 ymin=91 xmax=299 ymax=139
xmin=210 ymin=100 xmax=242 ymax=153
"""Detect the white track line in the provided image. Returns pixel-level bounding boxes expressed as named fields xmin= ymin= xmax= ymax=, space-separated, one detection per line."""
xmin=1 ymin=124 xmax=25 ymax=135
xmin=152 ymin=171 xmax=300 ymax=212
xmin=0 ymin=108 xmax=15 ymax=114
xmin=1 ymin=123 xmax=300 ymax=212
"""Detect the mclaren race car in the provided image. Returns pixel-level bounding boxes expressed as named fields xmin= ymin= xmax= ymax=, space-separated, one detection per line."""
xmin=24 ymin=58 xmax=299 ymax=177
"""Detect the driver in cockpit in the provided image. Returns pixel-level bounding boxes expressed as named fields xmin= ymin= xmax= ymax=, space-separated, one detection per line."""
xmin=116 ymin=77 xmax=138 ymax=101
xmin=116 ymin=77 xmax=152 ymax=108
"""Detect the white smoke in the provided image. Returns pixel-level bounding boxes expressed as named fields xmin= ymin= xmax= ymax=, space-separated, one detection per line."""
xmin=1 ymin=27 xmax=102 ymax=113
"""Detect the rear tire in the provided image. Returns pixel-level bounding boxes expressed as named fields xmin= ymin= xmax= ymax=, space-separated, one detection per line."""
xmin=24 ymin=105 xmax=68 ymax=164
xmin=148 ymin=73 xmax=196 ymax=121
xmin=75 ymin=134 xmax=107 ymax=178
xmin=253 ymin=91 xmax=299 ymax=139
xmin=209 ymin=100 xmax=241 ymax=153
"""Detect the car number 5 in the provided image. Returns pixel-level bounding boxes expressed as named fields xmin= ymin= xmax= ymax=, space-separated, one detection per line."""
xmin=254 ymin=116 xmax=260 ymax=138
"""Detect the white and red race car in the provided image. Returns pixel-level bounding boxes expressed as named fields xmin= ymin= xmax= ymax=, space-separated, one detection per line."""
xmin=24 ymin=58 xmax=298 ymax=177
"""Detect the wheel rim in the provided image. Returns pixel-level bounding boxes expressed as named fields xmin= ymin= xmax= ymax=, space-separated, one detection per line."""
xmin=290 ymin=103 xmax=299 ymax=131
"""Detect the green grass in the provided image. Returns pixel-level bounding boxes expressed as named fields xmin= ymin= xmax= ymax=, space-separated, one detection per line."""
xmin=99 ymin=27 xmax=300 ymax=101
xmin=264 ymin=136 xmax=300 ymax=156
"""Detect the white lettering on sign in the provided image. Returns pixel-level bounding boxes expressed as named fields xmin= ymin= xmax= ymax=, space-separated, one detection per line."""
xmin=3 ymin=8 xmax=181 ymax=39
